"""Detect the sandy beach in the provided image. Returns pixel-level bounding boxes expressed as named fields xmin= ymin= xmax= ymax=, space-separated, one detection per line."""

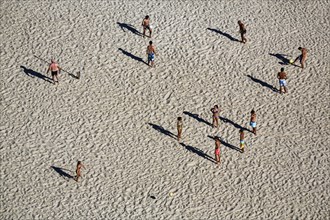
xmin=1 ymin=0 xmax=330 ymax=219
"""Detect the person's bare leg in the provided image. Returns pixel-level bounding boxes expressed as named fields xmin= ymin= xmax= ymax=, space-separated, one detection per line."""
xmin=149 ymin=29 xmax=152 ymax=38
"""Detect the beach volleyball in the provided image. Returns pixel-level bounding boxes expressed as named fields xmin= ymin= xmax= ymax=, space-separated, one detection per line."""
xmin=289 ymin=59 xmax=294 ymax=64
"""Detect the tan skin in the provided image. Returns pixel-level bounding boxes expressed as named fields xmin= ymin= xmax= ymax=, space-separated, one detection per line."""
xmin=294 ymin=48 xmax=307 ymax=68
xmin=250 ymin=110 xmax=257 ymax=135
xmin=146 ymin=43 xmax=157 ymax=67
xmin=75 ymin=161 xmax=85 ymax=182
xmin=142 ymin=16 xmax=152 ymax=38
xmin=238 ymin=21 xmax=247 ymax=43
xmin=177 ymin=117 xmax=183 ymax=142
xmin=239 ymin=130 xmax=245 ymax=152
xmin=47 ymin=60 xmax=61 ymax=84
xmin=277 ymin=70 xmax=288 ymax=94
xmin=215 ymin=138 xmax=221 ymax=164
xmin=211 ymin=105 xmax=219 ymax=128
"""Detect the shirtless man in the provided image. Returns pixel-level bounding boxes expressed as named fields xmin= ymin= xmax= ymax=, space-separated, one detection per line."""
xmin=294 ymin=47 xmax=307 ymax=68
xmin=238 ymin=20 xmax=247 ymax=44
xmin=250 ymin=109 xmax=257 ymax=135
xmin=142 ymin=15 xmax=152 ymax=38
xmin=211 ymin=105 xmax=220 ymax=128
xmin=47 ymin=59 xmax=61 ymax=84
xmin=146 ymin=41 xmax=157 ymax=67
xmin=74 ymin=161 xmax=85 ymax=182
xmin=277 ymin=67 xmax=288 ymax=94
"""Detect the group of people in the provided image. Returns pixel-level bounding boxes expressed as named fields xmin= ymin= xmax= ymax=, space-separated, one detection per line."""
xmin=173 ymin=18 xmax=308 ymax=164
xmin=47 ymin=17 xmax=308 ymax=176
xmin=177 ymin=106 xmax=257 ymax=165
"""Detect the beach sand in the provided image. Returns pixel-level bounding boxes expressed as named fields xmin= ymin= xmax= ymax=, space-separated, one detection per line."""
xmin=1 ymin=0 xmax=329 ymax=219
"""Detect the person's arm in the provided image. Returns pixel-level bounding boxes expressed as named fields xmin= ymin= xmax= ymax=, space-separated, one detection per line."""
xmin=47 ymin=66 xmax=50 ymax=74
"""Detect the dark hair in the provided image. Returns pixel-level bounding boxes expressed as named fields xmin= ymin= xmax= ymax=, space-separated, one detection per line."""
xmin=149 ymin=41 xmax=152 ymax=45
xmin=298 ymin=47 xmax=302 ymax=50
xmin=145 ymin=15 xmax=149 ymax=19
xmin=251 ymin=109 xmax=255 ymax=114
xmin=178 ymin=117 xmax=182 ymax=121
xmin=215 ymin=105 xmax=218 ymax=108
xmin=240 ymin=129 xmax=243 ymax=132
xmin=281 ymin=67 xmax=284 ymax=71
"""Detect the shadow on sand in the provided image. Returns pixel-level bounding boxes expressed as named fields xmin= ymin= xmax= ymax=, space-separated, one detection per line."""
xmin=207 ymin=28 xmax=239 ymax=42
xmin=208 ymin=135 xmax=242 ymax=153
xmin=117 ymin=22 xmax=142 ymax=36
xmin=247 ymin=75 xmax=278 ymax=93
xmin=269 ymin=53 xmax=290 ymax=65
xmin=148 ymin=123 xmax=175 ymax=139
xmin=119 ymin=48 xmax=148 ymax=65
xmin=51 ymin=166 xmax=74 ymax=180
xmin=219 ymin=116 xmax=250 ymax=133
xmin=183 ymin=111 xmax=213 ymax=127
xmin=20 ymin=65 xmax=53 ymax=83
xmin=32 ymin=55 xmax=80 ymax=79
xmin=180 ymin=143 xmax=216 ymax=163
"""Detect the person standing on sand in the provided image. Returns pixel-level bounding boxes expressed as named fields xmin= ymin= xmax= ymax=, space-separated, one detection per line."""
xmin=146 ymin=41 xmax=157 ymax=67
xmin=47 ymin=59 xmax=61 ymax=84
xmin=250 ymin=109 xmax=257 ymax=135
xmin=239 ymin=129 xmax=245 ymax=153
xmin=177 ymin=117 xmax=183 ymax=142
xmin=211 ymin=105 xmax=220 ymax=128
xmin=215 ymin=137 xmax=221 ymax=165
xmin=142 ymin=15 xmax=152 ymax=38
xmin=277 ymin=67 xmax=288 ymax=94
xmin=74 ymin=161 xmax=85 ymax=182
xmin=293 ymin=47 xmax=308 ymax=69
xmin=238 ymin=20 xmax=247 ymax=44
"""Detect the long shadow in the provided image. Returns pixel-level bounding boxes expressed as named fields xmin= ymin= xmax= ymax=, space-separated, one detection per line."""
xmin=117 ymin=22 xmax=142 ymax=36
xmin=207 ymin=28 xmax=239 ymax=42
xmin=118 ymin=48 xmax=148 ymax=65
xmin=180 ymin=143 xmax=216 ymax=163
xmin=183 ymin=111 xmax=213 ymax=127
xmin=33 ymin=55 xmax=80 ymax=79
xmin=269 ymin=53 xmax=290 ymax=65
xmin=148 ymin=123 xmax=175 ymax=139
xmin=51 ymin=166 xmax=73 ymax=179
xmin=207 ymin=135 xmax=242 ymax=153
xmin=247 ymin=75 xmax=278 ymax=93
xmin=219 ymin=116 xmax=250 ymax=133
xmin=20 ymin=65 xmax=53 ymax=83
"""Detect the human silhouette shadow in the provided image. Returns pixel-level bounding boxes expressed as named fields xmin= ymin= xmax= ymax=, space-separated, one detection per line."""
xmin=183 ymin=111 xmax=213 ymax=127
xmin=51 ymin=166 xmax=74 ymax=180
xmin=118 ymin=48 xmax=148 ymax=65
xmin=207 ymin=28 xmax=239 ymax=42
xmin=207 ymin=135 xmax=242 ymax=153
xmin=20 ymin=65 xmax=53 ymax=83
xmin=32 ymin=55 xmax=80 ymax=79
xmin=148 ymin=123 xmax=175 ymax=139
xmin=117 ymin=22 xmax=142 ymax=36
xmin=180 ymin=143 xmax=216 ymax=163
xmin=269 ymin=53 xmax=292 ymax=65
xmin=219 ymin=116 xmax=250 ymax=132
xmin=247 ymin=75 xmax=278 ymax=93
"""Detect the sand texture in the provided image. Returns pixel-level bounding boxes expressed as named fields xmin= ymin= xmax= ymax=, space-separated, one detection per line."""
xmin=1 ymin=0 xmax=330 ymax=219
